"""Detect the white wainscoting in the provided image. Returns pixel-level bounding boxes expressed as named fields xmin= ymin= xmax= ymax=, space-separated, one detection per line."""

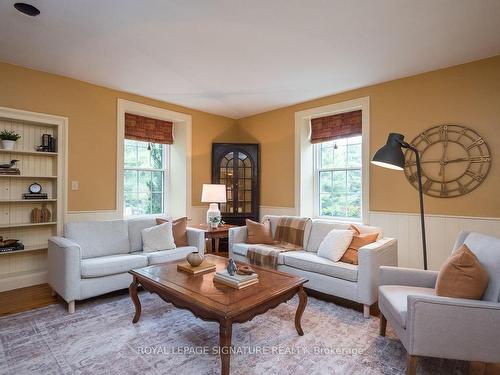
xmin=369 ymin=211 xmax=500 ymax=270
xmin=240 ymin=206 xmax=500 ymax=271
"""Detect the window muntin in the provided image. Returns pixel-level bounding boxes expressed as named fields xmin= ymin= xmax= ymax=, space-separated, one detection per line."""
xmin=316 ymin=136 xmax=362 ymax=219
xmin=124 ymin=139 xmax=167 ymax=216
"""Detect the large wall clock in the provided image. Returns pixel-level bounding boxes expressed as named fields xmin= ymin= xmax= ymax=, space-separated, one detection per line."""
xmin=404 ymin=125 xmax=491 ymax=198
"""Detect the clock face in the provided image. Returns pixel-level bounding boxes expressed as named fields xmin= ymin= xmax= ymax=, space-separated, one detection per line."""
xmin=404 ymin=125 xmax=491 ymax=198
xmin=29 ymin=183 xmax=42 ymax=194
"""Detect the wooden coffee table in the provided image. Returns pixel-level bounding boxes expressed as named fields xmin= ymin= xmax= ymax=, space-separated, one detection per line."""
xmin=129 ymin=254 xmax=308 ymax=375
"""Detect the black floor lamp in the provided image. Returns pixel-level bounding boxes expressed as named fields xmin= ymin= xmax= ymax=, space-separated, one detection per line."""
xmin=371 ymin=133 xmax=428 ymax=270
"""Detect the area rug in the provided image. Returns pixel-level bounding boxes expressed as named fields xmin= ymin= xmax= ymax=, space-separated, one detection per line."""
xmin=0 ymin=291 xmax=467 ymax=374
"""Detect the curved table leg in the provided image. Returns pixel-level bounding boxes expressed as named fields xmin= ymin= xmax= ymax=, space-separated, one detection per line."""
xmin=129 ymin=277 xmax=142 ymax=323
xmin=219 ymin=320 xmax=232 ymax=375
xmin=295 ymin=285 xmax=307 ymax=336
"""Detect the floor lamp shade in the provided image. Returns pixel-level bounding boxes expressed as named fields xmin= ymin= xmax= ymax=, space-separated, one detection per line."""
xmin=201 ymin=184 xmax=227 ymax=226
xmin=371 ymin=133 xmax=406 ymax=170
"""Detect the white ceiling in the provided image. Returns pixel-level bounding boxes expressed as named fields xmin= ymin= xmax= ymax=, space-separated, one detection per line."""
xmin=1 ymin=1 xmax=500 ymax=119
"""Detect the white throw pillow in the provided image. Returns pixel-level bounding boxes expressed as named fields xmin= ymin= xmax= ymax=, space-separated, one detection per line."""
xmin=141 ymin=222 xmax=176 ymax=253
xmin=317 ymin=229 xmax=354 ymax=262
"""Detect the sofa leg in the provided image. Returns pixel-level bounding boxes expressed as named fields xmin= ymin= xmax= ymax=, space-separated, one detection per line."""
xmin=468 ymin=361 xmax=486 ymax=375
xmin=68 ymin=300 xmax=75 ymax=314
xmin=407 ymin=355 xmax=417 ymax=375
xmin=363 ymin=304 xmax=370 ymax=318
xmin=379 ymin=314 xmax=387 ymax=336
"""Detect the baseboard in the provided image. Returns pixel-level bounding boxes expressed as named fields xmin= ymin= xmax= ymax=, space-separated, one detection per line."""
xmin=0 ymin=270 xmax=48 ymax=292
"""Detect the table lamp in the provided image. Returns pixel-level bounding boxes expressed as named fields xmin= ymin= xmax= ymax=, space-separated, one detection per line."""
xmin=201 ymin=184 xmax=227 ymax=226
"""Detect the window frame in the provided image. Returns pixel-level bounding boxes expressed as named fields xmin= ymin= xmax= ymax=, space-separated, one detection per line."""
xmin=294 ymin=97 xmax=370 ymax=223
xmin=123 ymin=139 xmax=170 ymax=218
xmin=117 ymin=99 xmax=192 ymax=220
xmin=313 ymin=136 xmax=363 ymax=222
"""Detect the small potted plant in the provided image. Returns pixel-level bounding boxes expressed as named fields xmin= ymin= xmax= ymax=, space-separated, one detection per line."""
xmin=208 ymin=216 xmax=225 ymax=229
xmin=0 ymin=130 xmax=21 ymax=150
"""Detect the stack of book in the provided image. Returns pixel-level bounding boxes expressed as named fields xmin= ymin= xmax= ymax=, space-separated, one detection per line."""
xmin=0 ymin=243 xmax=24 ymax=253
xmin=177 ymin=261 xmax=216 ymax=275
xmin=213 ymin=269 xmax=258 ymax=289
xmin=0 ymin=168 xmax=20 ymax=175
xmin=23 ymin=193 xmax=48 ymax=199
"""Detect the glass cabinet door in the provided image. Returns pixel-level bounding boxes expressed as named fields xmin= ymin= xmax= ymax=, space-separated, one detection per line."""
xmin=212 ymin=144 xmax=259 ymax=224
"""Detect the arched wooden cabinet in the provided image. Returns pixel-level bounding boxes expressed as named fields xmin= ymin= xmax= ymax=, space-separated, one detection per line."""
xmin=212 ymin=143 xmax=259 ymax=225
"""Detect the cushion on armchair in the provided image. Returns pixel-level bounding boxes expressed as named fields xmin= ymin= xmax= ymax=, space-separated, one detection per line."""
xmin=436 ymin=244 xmax=489 ymax=300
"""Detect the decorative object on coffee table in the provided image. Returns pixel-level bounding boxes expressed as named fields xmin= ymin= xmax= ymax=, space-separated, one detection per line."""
xmin=0 ymin=130 xmax=21 ymax=150
xmin=129 ymin=254 xmax=308 ymax=375
xmin=186 ymin=251 xmax=204 ymax=267
xmin=201 ymin=183 xmax=227 ymax=225
xmin=226 ymin=258 xmax=237 ymax=276
xmin=236 ymin=265 xmax=255 ymax=275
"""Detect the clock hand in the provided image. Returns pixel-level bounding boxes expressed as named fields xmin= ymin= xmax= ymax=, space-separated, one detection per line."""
xmin=407 ymin=157 xmax=476 ymax=167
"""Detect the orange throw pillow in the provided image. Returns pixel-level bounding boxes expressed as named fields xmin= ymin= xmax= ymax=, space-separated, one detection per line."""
xmin=436 ymin=244 xmax=489 ymax=300
xmin=246 ymin=219 xmax=274 ymax=245
xmin=340 ymin=225 xmax=378 ymax=265
xmin=156 ymin=217 xmax=188 ymax=247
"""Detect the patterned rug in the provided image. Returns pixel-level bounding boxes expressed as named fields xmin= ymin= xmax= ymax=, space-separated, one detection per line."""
xmin=0 ymin=291 xmax=467 ymax=375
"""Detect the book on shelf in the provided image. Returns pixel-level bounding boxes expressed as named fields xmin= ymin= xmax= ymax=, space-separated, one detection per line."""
xmin=23 ymin=193 xmax=49 ymax=199
xmin=213 ymin=274 xmax=259 ymax=289
xmin=177 ymin=261 xmax=216 ymax=275
xmin=0 ymin=243 xmax=25 ymax=253
xmin=0 ymin=168 xmax=20 ymax=175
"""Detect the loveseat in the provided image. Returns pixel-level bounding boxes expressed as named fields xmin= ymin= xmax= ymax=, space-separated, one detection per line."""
xmin=229 ymin=215 xmax=397 ymax=317
xmin=48 ymin=217 xmax=205 ymax=313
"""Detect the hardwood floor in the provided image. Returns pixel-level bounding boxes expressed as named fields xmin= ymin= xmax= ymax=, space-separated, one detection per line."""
xmin=0 ymin=283 xmax=57 ymax=317
xmin=1 ymin=283 xmax=499 ymax=374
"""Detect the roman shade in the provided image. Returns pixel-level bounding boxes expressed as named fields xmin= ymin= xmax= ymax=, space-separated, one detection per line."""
xmin=310 ymin=110 xmax=362 ymax=144
xmin=125 ymin=113 xmax=173 ymax=144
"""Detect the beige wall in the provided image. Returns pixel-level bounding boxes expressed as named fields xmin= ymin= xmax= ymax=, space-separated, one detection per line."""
xmin=236 ymin=55 xmax=500 ymax=218
xmin=0 ymin=62 xmax=238 ymax=210
xmin=1 ymin=56 xmax=499 ymax=218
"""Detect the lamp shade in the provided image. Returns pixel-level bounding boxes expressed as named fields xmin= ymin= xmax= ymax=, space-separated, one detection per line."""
xmin=201 ymin=184 xmax=227 ymax=203
xmin=371 ymin=133 xmax=406 ymax=170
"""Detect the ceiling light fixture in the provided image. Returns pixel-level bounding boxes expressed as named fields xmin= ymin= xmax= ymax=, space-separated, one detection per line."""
xmin=14 ymin=2 xmax=40 ymax=17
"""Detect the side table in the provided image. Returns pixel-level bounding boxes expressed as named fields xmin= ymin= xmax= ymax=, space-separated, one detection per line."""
xmin=189 ymin=224 xmax=239 ymax=253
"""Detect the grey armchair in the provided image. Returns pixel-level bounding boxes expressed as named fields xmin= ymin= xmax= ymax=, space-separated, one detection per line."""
xmin=378 ymin=231 xmax=500 ymax=375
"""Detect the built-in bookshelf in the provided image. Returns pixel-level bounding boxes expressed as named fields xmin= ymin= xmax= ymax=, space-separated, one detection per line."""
xmin=0 ymin=107 xmax=66 ymax=292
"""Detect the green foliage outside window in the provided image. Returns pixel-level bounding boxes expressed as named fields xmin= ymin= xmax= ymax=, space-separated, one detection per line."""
xmin=124 ymin=139 xmax=165 ymax=215
xmin=318 ymin=136 xmax=362 ymax=219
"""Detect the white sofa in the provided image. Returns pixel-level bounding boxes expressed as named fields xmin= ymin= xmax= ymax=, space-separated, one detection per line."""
xmin=48 ymin=217 xmax=205 ymax=313
xmin=229 ymin=215 xmax=397 ymax=317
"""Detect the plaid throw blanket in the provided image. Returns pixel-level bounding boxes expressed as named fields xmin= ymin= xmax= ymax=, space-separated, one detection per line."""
xmin=247 ymin=216 xmax=311 ymax=268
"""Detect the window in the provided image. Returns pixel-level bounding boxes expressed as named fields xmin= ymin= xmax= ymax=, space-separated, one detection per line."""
xmin=124 ymin=139 xmax=167 ymax=216
xmin=315 ymin=135 xmax=362 ymax=219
